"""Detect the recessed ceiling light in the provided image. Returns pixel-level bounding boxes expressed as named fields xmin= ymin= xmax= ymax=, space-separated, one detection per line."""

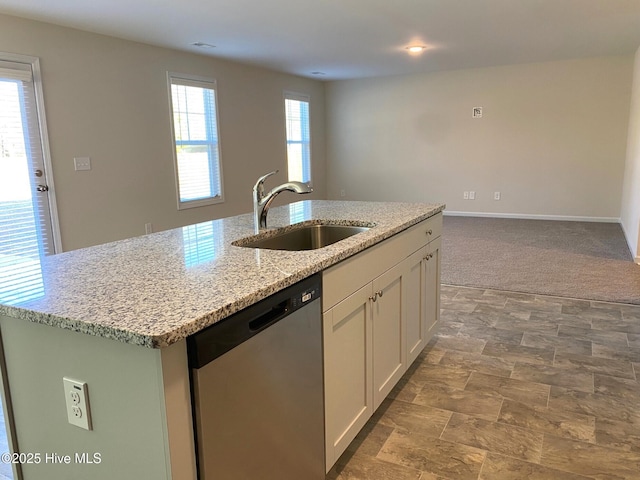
xmin=191 ymin=42 xmax=216 ymax=48
xmin=406 ymin=45 xmax=427 ymax=55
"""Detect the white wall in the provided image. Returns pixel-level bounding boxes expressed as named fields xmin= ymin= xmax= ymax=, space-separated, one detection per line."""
xmin=620 ymin=45 xmax=640 ymax=263
xmin=0 ymin=14 xmax=326 ymax=251
xmin=325 ymin=56 xmax=633 ymax=221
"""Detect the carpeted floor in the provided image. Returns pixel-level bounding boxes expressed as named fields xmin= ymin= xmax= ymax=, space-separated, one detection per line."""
xmin=441 ymin=216 xmax=640 ymax=305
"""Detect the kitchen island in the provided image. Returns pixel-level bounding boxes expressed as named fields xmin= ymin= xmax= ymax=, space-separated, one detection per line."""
xmin=0 ymin=200 xmax=444 ymax=479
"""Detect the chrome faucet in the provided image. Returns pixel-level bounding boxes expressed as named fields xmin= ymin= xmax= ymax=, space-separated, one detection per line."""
xmin=253 ymin=170 xmax=312 ymax=232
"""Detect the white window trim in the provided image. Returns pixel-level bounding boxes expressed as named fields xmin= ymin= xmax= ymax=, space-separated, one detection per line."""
xmin=284 ymin=91 xmax=311 ymax=104
xmin=0 ymin=51 xmax=62 ymax=253
xmin=167 ymin=72 xmax=225 ymax=210
xmin=283 ymin=90 xmax=312 ymax=184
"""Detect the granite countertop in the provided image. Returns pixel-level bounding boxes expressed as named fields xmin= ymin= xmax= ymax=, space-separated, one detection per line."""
xmin=0 ymin=200 xmax=444 ymax=348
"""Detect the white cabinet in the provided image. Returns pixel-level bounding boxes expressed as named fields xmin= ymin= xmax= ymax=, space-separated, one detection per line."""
xmin=371 ymin=262 xmax=406 ymax=409
xmin=405 ymin=248 xmax=426 ymax=365
xmin=424 ymin=237 xmax=442 ymax=338
xmin=322 ymin=284 xmax=373 ymax=468
xmin=405 ymin=236 xmax=442 ymax=365
xmin=323 ymin=260 xmax=407 ymax=469
xmin=322 ymin=213 xmax=442 ymax=471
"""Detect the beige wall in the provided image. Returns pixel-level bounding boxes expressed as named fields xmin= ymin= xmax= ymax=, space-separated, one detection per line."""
xmin=0 ymin=14 xmax=326 ymax=251
xmin=325 ymin=56 xmax=633 ymax=221
xmin=621 ymin=45 xmax=640 ymax=263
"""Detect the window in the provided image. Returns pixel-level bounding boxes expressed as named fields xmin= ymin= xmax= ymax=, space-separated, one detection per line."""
xmin=284 ymin=92 xmax=311 ymax=183
xmin=168 ymin=73 xmax=223 ymax=209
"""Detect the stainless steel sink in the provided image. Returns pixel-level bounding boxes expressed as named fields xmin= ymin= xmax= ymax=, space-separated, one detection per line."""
xmin=235 ymin=224 xmax=371 ymax=251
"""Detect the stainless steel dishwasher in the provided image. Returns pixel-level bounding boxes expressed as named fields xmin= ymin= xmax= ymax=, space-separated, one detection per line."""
xmin=187 ymin=273 xmax=324 ymax=480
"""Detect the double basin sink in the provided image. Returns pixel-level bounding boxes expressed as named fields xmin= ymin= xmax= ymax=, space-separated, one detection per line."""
xmin=233 ymin=223 xmax=372 ymax=251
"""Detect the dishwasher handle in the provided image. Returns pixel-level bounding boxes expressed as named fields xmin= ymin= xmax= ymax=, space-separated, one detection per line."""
xmin=187 ymin=274 xmax=321 ymax=369
xmin=248 ymin=300 xmax=288 ymax=332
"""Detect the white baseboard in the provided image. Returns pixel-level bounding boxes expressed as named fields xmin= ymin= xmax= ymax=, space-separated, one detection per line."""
xmin=443 ymin=211 xmax=621 ymax=223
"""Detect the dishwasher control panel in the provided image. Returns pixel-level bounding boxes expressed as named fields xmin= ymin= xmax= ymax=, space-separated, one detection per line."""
xmin=292 ymin=285 xmax=320 ymax=309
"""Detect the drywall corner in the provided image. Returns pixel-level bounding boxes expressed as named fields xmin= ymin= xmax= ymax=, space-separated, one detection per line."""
xmin=620 ymin=44 xmax=640 ymax=261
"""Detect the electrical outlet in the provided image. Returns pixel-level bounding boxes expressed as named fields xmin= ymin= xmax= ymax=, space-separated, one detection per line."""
xmin=494 ymin=191 xmax=501 ymax=200
xmin=145 ymin=223 xmax=153 ymax=234
xmin=340 ymin=189 xmax=346 ymax=197
xmin=63 ymin=377 xmax=92 ymax=430
xmin=469 ymin=191 xmax=476 ymax=200
xmin=463 ymin=191 xmax=469 ymax=200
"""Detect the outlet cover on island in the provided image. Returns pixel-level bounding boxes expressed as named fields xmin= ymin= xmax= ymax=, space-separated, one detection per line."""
xmin=494 ymin=192 xmax=501 ymax=200
xmin=463 ymin=191 xmax=469 ymax=200
xmin=63 ymin=377 xmax=92 ymax=430
xmin=469 ymin=191 xmax=476 ymax=200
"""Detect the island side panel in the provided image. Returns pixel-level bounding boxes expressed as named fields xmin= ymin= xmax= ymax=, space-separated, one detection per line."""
xmin=160 ymin=340 xmax=197 ymax=480
xmin=0 ymin=314 xmax=173 ymax=479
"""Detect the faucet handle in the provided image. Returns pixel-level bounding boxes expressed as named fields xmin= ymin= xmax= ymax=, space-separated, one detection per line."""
xmin=253 ymin=170 xmax=279 ymax=197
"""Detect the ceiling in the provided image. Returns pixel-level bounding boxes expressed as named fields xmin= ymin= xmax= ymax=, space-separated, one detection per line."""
xmin=1 ymin=0 xmax=640 ymax=80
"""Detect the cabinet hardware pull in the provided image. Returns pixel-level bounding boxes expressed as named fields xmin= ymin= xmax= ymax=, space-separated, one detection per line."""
xmin=377 ymin=290 xmax=383 ymax=298
xmin=429 ymin=253 xmax=433 ymax=259
xmin=370 ymin=294 xmax=377 ymax=302
xmin=426 ymin=229 xmax=433 ymax=235
xmin=36 ymin=184 xmax=49 ymax=192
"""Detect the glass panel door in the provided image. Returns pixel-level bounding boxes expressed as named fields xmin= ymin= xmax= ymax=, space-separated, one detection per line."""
xmin=0 ymin=58 xmax=57 ymax=306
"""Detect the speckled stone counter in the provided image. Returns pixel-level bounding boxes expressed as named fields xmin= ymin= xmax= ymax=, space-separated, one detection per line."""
xmin=0 ymin=200 xmax=444 ymax=348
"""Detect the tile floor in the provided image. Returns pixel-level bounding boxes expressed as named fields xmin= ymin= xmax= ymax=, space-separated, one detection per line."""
xmin=327 ymin=285 xmax=640 ymax=480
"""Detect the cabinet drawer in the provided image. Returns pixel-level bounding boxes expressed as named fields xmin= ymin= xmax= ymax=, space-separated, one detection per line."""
xmin=401 ymin=213 xmax=442 ymax=254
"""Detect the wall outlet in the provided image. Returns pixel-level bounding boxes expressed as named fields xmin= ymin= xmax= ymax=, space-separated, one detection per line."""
xmin=469 ymin=191 xmax=476 ymax=200
xmin=145 ymin=223 xmax=153 ymax=234
xmin=463 ymin=191 xmax=469 ymax=200
xmin=340 ymin=189 xmax=346 ymax=197
xmin=74 ymin=157 xmax=91 ymax=171
xmin=494 ymin=191 xmax=501 ymax=200
xmin=63 ymin=377 xmax=92 ymax=430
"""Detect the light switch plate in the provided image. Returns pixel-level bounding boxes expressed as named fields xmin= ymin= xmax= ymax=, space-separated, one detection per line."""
xmin=74 ymin=157 xmax=91 ymax=171
xmin=63 ymin=377 xmax=92 ymax=430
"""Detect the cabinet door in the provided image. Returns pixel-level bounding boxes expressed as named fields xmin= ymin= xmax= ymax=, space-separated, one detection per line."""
xmin=371 ymin=262 xmax=406 ymax=410
xmin=323 ymin=283 xmax=373 ymax=472
xmin=405 ymin=247 xmax=426 ymax=365
xmin=424 ymin=237 xmax=441 ymax=338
